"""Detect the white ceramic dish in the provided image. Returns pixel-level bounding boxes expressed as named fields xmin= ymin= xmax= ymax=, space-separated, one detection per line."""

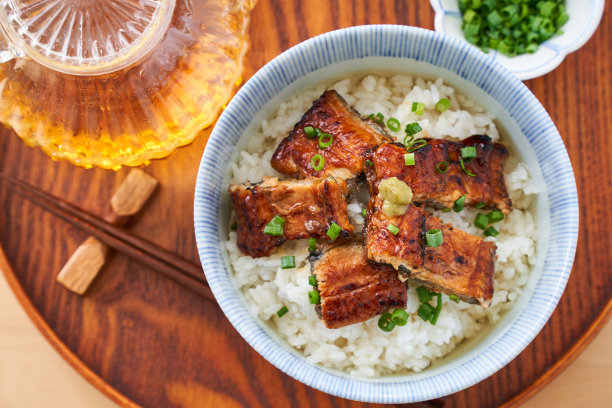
xmin=194 ymin=25 xmax=578 ymax=403
xmin=430 ymin=0 xmax=605 ymax=80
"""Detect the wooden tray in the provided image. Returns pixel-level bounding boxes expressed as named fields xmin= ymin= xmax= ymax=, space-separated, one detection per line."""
xmin=1 ymin=1 xmax=611 ymax=407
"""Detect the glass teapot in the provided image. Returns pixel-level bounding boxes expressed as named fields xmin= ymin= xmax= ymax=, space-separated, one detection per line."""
xmin=0 ymin=0 xmax=254 ymax=169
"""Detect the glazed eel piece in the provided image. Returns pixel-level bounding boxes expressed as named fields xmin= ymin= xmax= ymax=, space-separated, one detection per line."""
xmin=364 ymin=137 xmax=512 ymax=214
xmin=228 ymin=176 xmax=353 ymax=258
xmin=271 ymin=90 xmax=393 ymax=180
xmin=309 ymin=238 xmax=407 ymax=329
xmin=364 ymin=195 xmax=495 ymax=307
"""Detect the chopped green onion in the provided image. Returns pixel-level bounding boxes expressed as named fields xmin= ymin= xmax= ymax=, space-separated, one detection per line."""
xmin=487 ymin=209 xmax=505 ymax=223
xmin=365 ymin=159 xmax=373 ymax=167
xmin=430 ymin=293 xmax=443 ymax=325
xmin=487 ymin=10 xmax=503 ymax=26
xmin=435 ymin=98 xmax=451 ymax=112
xmin=407 ymin=139 xmax=427 ymax=152
xmin=326 ymin=222 xmax=342 ymax=240
xmin=264 ymin=215 xmax=286 ymax=236
xmin=277 ymin=306 xmax=289 ymax=317
xmin=230 ymin=221 xmax=238 ymax=230
xmin=311 ymin=154 xmax=325 ymax=171
xmin=474 ymin=202 xmax=486 ymax=209
xmin=460 ymin=158 xmax=476 ymax=177
xmin=453 ymin=194 xmax=466 ymax=212
xmin=404 ymin=153 xmax=415 ymax=166
xmin=474 ymin=213 xmax=489 ymax=230
xmin=304 ymin=126 xmax=315 ymax=138
xmin=411 ymin=102 xmax=426 ymax=115
xmin=405 ymin=122 xmax=422 ymax=136
xmin=436 ymin=161 xmax=450 ymax=173
xmin=386 ymin=118 xmax=401 ymax=132
xmin=361 ymin=208 xmax=367 ymax=217
xmin=281 ymin=256 xmax=296 ymax=269
xmin=387 ymin=224 xmax=400 ymax=235
xmin=418 ymin=302 xmax=435 ymax=322
xmin=449 ymin=294 xmax=459 ymax=303
xmin=369 ymin=112 xmax=385 ymax=124
xmin=318 ymin=133 xmax=333 ymax=149
xmin=314 ymin=127 xmax=322 ymax=138
xmin=308 ymin=290 xmax=320 ymax=304
xmin=378 ymin=313 xmax=396 ymax=332
xmin=441 ymin=208 xmax=451 ymax=213
xmin=484 ymin=226 xmax=500 ymax=237
xmin=391 ymin=309 xmax=409 ymax=326
xmin=425 ymin=229 xmax=443 ymax=247
xmin=308 ymin=237 xmax=317 ymax=253
xmin=308 ymin=275 xmax=317 ymax=286
xmin=460 ymin=146 xmax=477 ymax=159
xmin=417 ymin=285 xmax=433 ymax=303
xmin=403 ymin=134 xmax=414 ymax=147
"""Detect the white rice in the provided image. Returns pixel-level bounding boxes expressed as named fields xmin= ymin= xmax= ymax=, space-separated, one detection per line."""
xmin=225 ymin=74 xmax=538 ymax=377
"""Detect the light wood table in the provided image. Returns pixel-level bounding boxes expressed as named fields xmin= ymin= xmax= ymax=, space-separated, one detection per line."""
xmin=1 ymin=273 xmax=611 ymax=407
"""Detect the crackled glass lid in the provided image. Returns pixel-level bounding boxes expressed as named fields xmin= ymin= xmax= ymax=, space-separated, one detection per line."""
xmin=0 ymin=0 xmax=176 ymax=75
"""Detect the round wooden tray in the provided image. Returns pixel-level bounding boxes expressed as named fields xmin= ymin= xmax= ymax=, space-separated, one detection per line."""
xmin=1 ymin=1 xmax=611 ymax=407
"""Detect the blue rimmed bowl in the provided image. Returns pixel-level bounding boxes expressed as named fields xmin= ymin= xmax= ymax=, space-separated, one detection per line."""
xmin=194 ymin=25 xmax=578 ymax=403
xmin=430 ymin=0 xmax=605 ymax=80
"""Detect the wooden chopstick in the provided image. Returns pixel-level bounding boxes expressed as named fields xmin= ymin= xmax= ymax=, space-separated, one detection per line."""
xmin=0 ymin=173 xmax=215 ymax=302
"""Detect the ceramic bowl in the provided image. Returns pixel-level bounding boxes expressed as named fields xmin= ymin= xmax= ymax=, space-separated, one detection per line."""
xmin=430 ymin=0 xmax=605 ymax=80
xmin=194 ymin=25 xmax=578 ymax=403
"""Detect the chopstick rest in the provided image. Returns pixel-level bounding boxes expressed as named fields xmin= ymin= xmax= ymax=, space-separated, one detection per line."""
xmin=56 ymin=169 xmax=158 ymax=294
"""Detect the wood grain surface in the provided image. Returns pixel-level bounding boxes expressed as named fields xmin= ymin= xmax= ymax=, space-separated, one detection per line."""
xmin=1 ymin=1 xmax=611 ymax=407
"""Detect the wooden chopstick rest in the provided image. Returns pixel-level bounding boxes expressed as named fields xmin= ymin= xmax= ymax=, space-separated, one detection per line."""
xmin=56 ymin=169 xmax=159 ymax=294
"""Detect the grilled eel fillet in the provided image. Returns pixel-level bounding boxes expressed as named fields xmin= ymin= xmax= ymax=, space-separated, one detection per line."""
xmin=309 ymin=238 xmax=407 ymax=329
xmin=365 ymin=195 xmax=495 ymax=307
xmin=229 ymin=176 xmax=353 ymax=258
xmin=271 ymin=90 xmax=393 ymax=180
xmin=364 ymin=136 xmax=512 ymax=214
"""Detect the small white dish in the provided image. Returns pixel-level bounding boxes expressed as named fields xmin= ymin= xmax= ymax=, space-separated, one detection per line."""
xmin=430 ymin=0 xmax=605 ymax=80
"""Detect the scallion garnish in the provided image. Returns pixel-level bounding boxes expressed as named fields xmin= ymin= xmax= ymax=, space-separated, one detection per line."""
xmin=281 ymin=255 xmax=296 ymax=269
xmin=369 ymin=112 xmax=385 ymax=124
xmin=453 ymin=194 xmax=466 ymax=212
xmin=311 ymin=154 xmax=325 ymax=171
xmin=308 ymin=275 xmax=317 ymax=286
xmin=405 ymin=122 xmax=422 ymax=136
xmin=308 ymin=290 xmax=320 ymax=304
xmin=308 ymin=237 xmax=317 ymax=253
xmin=326 ymin=222 xmax=342 ymax=240
xmin=416 ymin=285 xmax=433 ymax=303
xmin=430 ymin=293 xmax=443 ymax=325
xmin=487 ymin=210 xmax=505 ymax=223
xmin=318 ymin=133 xmax=333 ymax=149
xmin=474 ymin=202 xmax=486 ymax=209
xmin=365 ymin=159 xmax=373 ymax=167
xmin=304 ymin=126 xmax=315 ymax=138
xmin=277 ymin=306 xmax=289 ymax=317
xmin=404 ymin=153 xmax=415 ymax=166
xmin=425 ymin=229 xmax=443 ymax=247
xmin=378 ymin=313 xmax=396 ymax=332
xmin=441 ymin=208 xmax=451 ymax=213
xmin=418 ymin=302 xmax=435 ymax=322
xmin=264 ymin=215 xmax=286 ymax=236
xmin=436 ymin=161 xmax=450 ymax=173
xmin=474 ymin=213 xmax=489 ymax=230
xmin=386 ymin=118 xmax=401 ymax=132
xmin=361 ymin=208 xmax=367 ymax=217
xmin=449 ymin=294 xmax=459 ymax=303
xmin=387 ymin=224 xmax=400 ymax=235
xmin=460 ymin=146 xmax=477 ymax=159
xmin=484 ymin=226 xmax=500 ymax=237
xmin=407 ymin=139 xmax=427 ymax=152
xmin=435 ymin=98 xmax=450 ymax=112
xmin=460 ymin=158 xmax=476 ymax=177
xmin=391 ymin=309 xmax=409 ymax=326
xmin=411 ymin=102 xmax=426 ymax=115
